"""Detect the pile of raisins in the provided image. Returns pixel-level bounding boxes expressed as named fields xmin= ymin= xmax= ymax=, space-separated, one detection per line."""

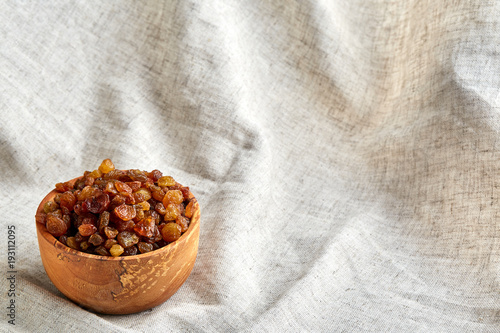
xmin=36 ymin=159 xmax=197 ymax=257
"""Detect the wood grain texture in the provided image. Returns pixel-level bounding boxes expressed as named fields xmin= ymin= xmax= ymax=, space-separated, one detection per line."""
xmin=35 ymin=178 xmax=200 ymax=315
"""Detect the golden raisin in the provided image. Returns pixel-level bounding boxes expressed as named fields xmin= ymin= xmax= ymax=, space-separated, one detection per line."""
xmin=158 ymin=176 xmax=176 ymax=187
xmin=133 ymin=188 xmax=152 ymax=203
xmin=109 ymin=244 xmax=124 ymax=257
xmin=114 ymin=204 xmax=136 ymax=220
xmin=162 ymin=190 xmax=184 ymax=206
xmin=163 ymin=204 xmax=180 ymax=221
xmin=45 ymin=159 xmax=195 ymax=256
xmin=98 ymin=158 xmax=115 ymax=174
xmin=185 ymin=199 xmax=197 ymax=218
xmin=161 ymin=222 xmax=181 ymax=242
xmin=115 ymin=181 xmax=132 ymax=193
xmin=136 ymin=201 xmax=150 ymax=211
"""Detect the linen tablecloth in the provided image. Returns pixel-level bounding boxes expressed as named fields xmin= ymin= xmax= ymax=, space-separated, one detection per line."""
xmin=1 ymin=1 xmax=499 ymax=331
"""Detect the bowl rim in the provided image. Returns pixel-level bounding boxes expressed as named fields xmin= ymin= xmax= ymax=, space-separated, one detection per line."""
xmin=36 ymin=175 xmax=200 ymax=261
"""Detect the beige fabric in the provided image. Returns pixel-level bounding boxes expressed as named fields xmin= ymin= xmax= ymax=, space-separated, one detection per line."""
xmin=1 ymin=0 xmax=499 ymax=331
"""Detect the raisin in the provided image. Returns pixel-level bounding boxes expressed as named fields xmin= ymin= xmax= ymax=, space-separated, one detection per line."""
xmin=185 ymin=199 xmax=197 ymax=219
xmin=127 ymin=169 xmax=149 ymax=182
xmin=158 ymin=176 xmax=176 ymax=187
xmin=74 ymin=232 xmax=85 ymax=243
xmin=115 ymin=181 xmax=132 ymax=193
xmin=98 ymin=158 xmax=115 ymax=174
xmin=138 ymin=242 xmax=153 ymax=254
xmin=151 ymin=186 xmax=166 ymax=201
xmin=104 ymin=181 xmax=118 ymax=195
xmin=95 ymin=246 xmax=110 ymax=256
xmin=136 ymin=201 xmax=150 ymax=211
xmin=109 ymin=193 xmax=127 ymax=210
xmin=66 ymin=237 xmax=79 ymax=250
xmin=54 ymin=193 xmax=62 ymax=204
xmin=117 ymin=231 xmax=140 ymax=248
xmin=80 ymin=241 xmax=90 ymax=251
xmin=98 ymin=211 xmax=110 ymax=233
xmin=35 ymin=212 xmax=47 ymax=225
xmin=104 ymin=239 xmax=118 ymax=249
xmin=43 ymin=201 xmax=59 ymax=214
xmin=114 ymin=219 xmax=135 ymax=232
xmin=180 ymin=186 xmax=190 ymax=200
xmin=79 ymin=224 xmax=97 ymax=237
xmin=125 ymin=181 xmax=142 ymax=192
xmin=133 ymin=217 xmax=155 ymax=238
xmin=103 ymin=169 xmax=126 ymax=180
xmin=109 ymin=244 xmax=124 ymax=257
xmin=144 ymin=210 xmax=161 ymax=225
xmin=163 ymin=204 xmax=180 ymax=221
xmin=88 ymin=233 xmax=104 ymax=246
xmin=73 ymin=203 xmax=85 ymax=215
xmin=84 ymin=176 xmax=95 ymax=186
xmin=176 ymin=215 xmax=190 ymax=232
xmin=59 ymin=235 xmax=68 ymax=245
xmin=148 ymin=169 xmax=162 ymax=182
xmin=162 ymin=190 xmax=184 ymax=206
xmin=156 ymin=240 xmax=167 ymax=248
xmin=133 ymin=188 xmax=152 ymax=203
xmin=77 ymin=186 xmax=100 ymax=201
xmin=122 ymin=245 xmax=138 ymax=256
xmin=161 ymin=222 xmax=181 ymax=242
xmin=46 ymin=214 xmax=69 ymax=237
xmin=89 ymin=169 xmax=102 ymax=179
xmin=155 ymin=202 xmax=167 ymax=215
xmin=83 ymin=193 xmax=110 ymax=214
xmin=114 ymin=204 xmax=136 ymax=220
xmin=55 ymin=181 xmax=73 ymax=192
xmin=103 ymin=226 xmax=119 ymax=239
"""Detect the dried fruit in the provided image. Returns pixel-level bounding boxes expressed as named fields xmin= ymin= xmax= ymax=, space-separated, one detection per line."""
xmin=138 ymin=242 xmax=153 ymax=254
xmin=117 ymin=231 xmax=139 ymax=248
xmin=158 ymin=176 xmax=176 ymax=187
xmin=46 ymin=214 xmax=69 ymax=237
xmin=59 ymin=191 xmax=76 ymax=211
xmin=163 ymin=204 xmax=180 ymax=221
xmin=161 ymin=222 xmax=182 ymax=243
xmin=134 ymin=217 xmax=155 ymax=238
xmin=42 ymin=159 xmax=196 ymax=256
xmin=109 ymin=244 xmax=124 ymax=257
xmin=114 ymin=204 xmax=136 ymax=221
xmin=98 ymin=158 xmax=115 ymax=174
xmin=88 ymin=233 xmax=104 ymax=246
xmin=162 ymin=190 xmax=184 ymax=206
xmin=79 ymin=224 xmax=97 ymax=237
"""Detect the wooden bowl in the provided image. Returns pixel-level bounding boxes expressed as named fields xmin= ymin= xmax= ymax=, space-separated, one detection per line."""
xmin=35 ymin=177 xmax=200 ymax=315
